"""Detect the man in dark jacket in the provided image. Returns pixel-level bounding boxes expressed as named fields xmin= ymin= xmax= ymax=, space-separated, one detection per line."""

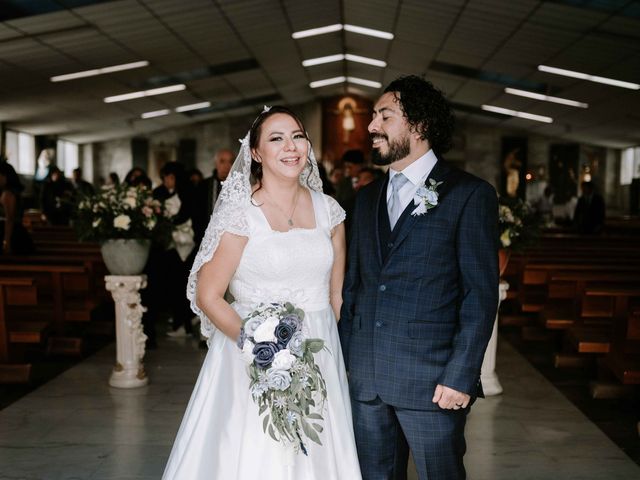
xmin=340 ymin=76 xmax=499 ymax=480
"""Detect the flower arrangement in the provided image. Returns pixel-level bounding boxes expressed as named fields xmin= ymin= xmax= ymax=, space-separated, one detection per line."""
xmin=498 ymin=196 xmax=541 ymax=251
xmin=238 ymin=301 xmax=327 ymax=455
xmin=412 ymin=178 xmax=443 ymax=216
xmin=74 ymin=183 xmax=170 ymax=243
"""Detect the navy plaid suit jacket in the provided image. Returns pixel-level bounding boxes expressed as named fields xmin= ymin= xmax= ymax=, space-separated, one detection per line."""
xmin=339 ymin=159 xmax=499 ymax=410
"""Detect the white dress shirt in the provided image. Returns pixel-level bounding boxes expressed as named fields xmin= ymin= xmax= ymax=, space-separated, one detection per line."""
xmin=387 ymin=149 xmax=438 ymax=214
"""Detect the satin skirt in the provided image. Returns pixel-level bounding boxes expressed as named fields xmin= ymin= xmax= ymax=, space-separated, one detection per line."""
xmin=162 ymin=306 xmax=362 ymax=479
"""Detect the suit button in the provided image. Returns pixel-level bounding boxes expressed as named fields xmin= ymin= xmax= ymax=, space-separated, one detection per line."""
xmin=387 ymin=242 xmax=394 ymax=248
xmin=379 ymin=285 xmax=386 ymax=292
xmin=375 ymin=321 xmax=383 ymax=327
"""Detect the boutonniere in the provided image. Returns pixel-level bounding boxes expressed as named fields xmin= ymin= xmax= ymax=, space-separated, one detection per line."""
xmin=411 ymin=178 xmax=443 ymax=216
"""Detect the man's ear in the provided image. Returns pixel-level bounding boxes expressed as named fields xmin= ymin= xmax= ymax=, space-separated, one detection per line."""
xmin=410 ymin=122 xmax=426 ymax=141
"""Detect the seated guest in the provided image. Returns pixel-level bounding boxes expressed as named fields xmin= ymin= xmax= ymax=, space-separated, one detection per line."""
xmin=574 ymin=181 xmax=605 ymax=234
xmin=41 ymin=166 xmax=74 ymax=225
xmin=355 ymin=167 xmax=380 ymax=191
xmin=71 ymin=167 xmax=94 ymax=198
xmin=335 ymin=149 xmax=365 ymax=209
xmin=0 ymin=162 xmax=34 ymax=255
xmin=123 ymin=167 xmax=152 ymax=189
xmin=188 ymin=168 xmax=204 ymax=187
xmin=105 ymin=172 xmax=120 ymax=188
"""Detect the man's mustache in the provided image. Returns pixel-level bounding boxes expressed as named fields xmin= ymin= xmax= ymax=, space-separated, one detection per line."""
xmin=370 ymin=134 xmax=387 ymax=142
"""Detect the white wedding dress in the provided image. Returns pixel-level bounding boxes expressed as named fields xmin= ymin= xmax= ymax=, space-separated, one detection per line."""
xmin=162 ymin=190 xmax=362 ymax=479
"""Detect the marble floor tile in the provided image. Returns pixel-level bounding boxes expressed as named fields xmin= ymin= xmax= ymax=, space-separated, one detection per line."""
xmin=0 ymin=336 xmax=638 ymax=480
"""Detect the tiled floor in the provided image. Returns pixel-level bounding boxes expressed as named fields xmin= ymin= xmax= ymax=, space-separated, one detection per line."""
xmin=1 ymin=337 xmax=638 ymax=480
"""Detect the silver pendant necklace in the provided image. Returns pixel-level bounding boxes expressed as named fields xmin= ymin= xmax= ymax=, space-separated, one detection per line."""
xmin=264 ymin=187 xmax=301 ymax=227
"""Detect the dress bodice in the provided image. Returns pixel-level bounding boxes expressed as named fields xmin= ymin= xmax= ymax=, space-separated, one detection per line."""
xmin=229 ymin=190 xmax=345 ymax=313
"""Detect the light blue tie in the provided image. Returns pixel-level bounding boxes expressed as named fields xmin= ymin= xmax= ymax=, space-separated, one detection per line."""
xmin=388 ymin=173 xmax=409 ymax=229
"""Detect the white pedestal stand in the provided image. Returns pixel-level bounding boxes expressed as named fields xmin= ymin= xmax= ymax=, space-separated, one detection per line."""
xmin=105 ymin=275 xmax=149 ymax=388
xmin=480 ymin=280 xmax=509 ymax=396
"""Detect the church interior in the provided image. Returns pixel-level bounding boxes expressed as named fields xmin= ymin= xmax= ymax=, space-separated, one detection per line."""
xmin=0 ymin=1 xmax=639 ymax=478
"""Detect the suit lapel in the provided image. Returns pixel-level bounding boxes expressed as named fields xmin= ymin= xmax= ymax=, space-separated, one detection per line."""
xmin=386 ymin=159 xmax=452 ymax=259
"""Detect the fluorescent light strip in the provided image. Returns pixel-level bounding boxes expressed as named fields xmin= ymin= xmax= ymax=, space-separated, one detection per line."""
xmin=309 ymin=76 xmax=346 ymax=88
xmin=292 ymin=24 xmax=342 ymax=39
xmin=51 ymin=61 xmax=149 ymax=82
xmin=292 ymin=24 xmax=393 ymax=40
xmin=302 ymin=53 xmax=386 ymax=68
xmin=347 ymin=76 xmax=382 ymax=88
xmin=141 ymin=109 xmax=170 ymax=119
xmin=345 ymin=54 xmax=386 ymax=67
xmin=344 ymin=24 xmax=394 ymax=40
xmin=104 ymin=84 xmax=186 ymax=103
xmin=175 ymin=101 xmax=211 ymax=113
xmin=302 ymin=54 xmax=345 ymax=67
xmin=504 ymin=88 xmax=588 ymax=108
xmin=481 ymin=105 xmax=553 ymax=123
xmin=309 ymin=76 xmax=381 ymax=89
xmin=538 ymin=65 xmax=640 ymax=90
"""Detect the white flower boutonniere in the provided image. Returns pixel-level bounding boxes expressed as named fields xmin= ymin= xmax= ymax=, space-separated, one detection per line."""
xmin=411 ymin=178 xmax=443 ymax=216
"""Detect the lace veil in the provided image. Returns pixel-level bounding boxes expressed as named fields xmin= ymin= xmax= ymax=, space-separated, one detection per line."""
xmin=186 ymin=107 xmax=323 ymax=341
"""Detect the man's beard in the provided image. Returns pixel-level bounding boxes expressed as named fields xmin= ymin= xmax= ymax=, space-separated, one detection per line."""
xmin=371 ymin=133 xmax=411 ymax=166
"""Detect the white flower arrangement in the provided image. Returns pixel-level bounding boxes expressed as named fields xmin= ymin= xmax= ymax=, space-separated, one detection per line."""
xmin=411 ymin=178 xmax=443 ymax=216
xmin=498 ymin=196 xmax=540 ymax=251
xmin=74 ymin=183 xmax=171 ymax=243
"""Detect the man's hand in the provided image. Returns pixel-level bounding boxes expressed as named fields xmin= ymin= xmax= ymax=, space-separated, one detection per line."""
xmin=432 ymin=384 xmax=470 ymax=410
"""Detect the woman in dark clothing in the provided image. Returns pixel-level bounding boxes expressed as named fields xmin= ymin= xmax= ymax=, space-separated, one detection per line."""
xmin=0 ymin=162 xmax=34 ymax=254
xmin=41 ymin=166 xmax=75 ymax=225
xmin=142 ymin=162 xmax=198 ymax=346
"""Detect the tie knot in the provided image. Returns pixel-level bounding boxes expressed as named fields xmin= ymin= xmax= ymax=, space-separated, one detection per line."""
xmin=391 ymin=173 xmax=409 ymax=190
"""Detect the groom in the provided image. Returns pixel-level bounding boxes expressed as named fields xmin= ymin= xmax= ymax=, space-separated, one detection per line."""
xmin=339 ymin=75 xmax=499 ymax=480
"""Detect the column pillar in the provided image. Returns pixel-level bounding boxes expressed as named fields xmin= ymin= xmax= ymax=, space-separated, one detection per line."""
xmin=481 ymin=280 xmax=509 ymax=396
xmin=105 ymin=275 xmax=148 ymax=388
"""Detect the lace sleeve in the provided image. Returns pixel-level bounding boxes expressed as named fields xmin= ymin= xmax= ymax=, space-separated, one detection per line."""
xmin=187 ymin=202 xmax=249 ymax=342
xmin=326 ymin=195 xmax=346 ymax=231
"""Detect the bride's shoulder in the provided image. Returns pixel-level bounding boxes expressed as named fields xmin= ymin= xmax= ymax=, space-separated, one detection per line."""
xmin=312 ymin=191 xmax=345 ymax=229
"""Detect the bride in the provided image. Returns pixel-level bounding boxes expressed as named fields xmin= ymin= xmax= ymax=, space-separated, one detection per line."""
xmin=162 ymin=106 xmax=362 ymax=479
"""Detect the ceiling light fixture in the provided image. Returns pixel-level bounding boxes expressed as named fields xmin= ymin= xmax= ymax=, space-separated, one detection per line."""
xmin=346 ymin=76 xmax=382 ymax=88
xmin=504 ymin=87 xmax=588 ymax=108
xmin=538 ymin=65 xmax=640 ymax=90
xmin=302 ymin=53 xmax=386 ymax=68
xmin=343 ymin=24 xmax=394 ymax=40
xmin=309 ymin=76 xmax=346 ymax=88
xmin=344 ymin=54 xmax=386 ymax=67
xmin=302 ymin=54 xmax=345 ymax=67
xmin=481 ymin=105 xmax=553 ymax=123
xmin=51 ymin=60 xmax=149 ymax=82
xmin=104 ymin=84 xmax=186 ymax=103
xmin=309 ymin=76 xmax=381 ymax=89
xmin=292 ymin=24 xmax=342 ymax=39
xmin=141 ymin=109 xmax=171 ymax=119
xmin=292 ymin=24 xmax=393 ymax=40
xmin=175 ymin=101 xmax=211 ymax=113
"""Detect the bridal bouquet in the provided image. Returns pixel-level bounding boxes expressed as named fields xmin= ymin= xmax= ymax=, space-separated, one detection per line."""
xmin=237 ymin=302 xmax=327 ymax=455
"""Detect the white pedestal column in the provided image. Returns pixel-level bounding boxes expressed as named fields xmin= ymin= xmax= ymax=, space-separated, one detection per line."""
xmin=480 ymin=280 xmax=509 ymax=396
xmin=105 ymin=275 xmax=149 ymax=388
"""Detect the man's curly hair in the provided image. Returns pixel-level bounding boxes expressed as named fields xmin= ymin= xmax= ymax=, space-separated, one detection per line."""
xmin=384 ymin=75 xmax=455 ymax=154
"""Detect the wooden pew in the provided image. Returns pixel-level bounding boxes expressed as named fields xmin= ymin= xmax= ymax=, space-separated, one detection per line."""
xmin=0 ymin=277 xmax=45 ymax=383
xmin=0 ymin=264 xmax=91 ymax=332
xmin=518 ymin=262 xmax=640 ymax=313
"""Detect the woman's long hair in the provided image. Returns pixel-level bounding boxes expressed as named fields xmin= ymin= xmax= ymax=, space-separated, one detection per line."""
xmin=0 ymin=161 xmax=24 ymax=193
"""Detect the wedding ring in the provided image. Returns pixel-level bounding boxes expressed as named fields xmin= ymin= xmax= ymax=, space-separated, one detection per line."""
xmin=455 ymin=403 xmax=462 ymax=407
